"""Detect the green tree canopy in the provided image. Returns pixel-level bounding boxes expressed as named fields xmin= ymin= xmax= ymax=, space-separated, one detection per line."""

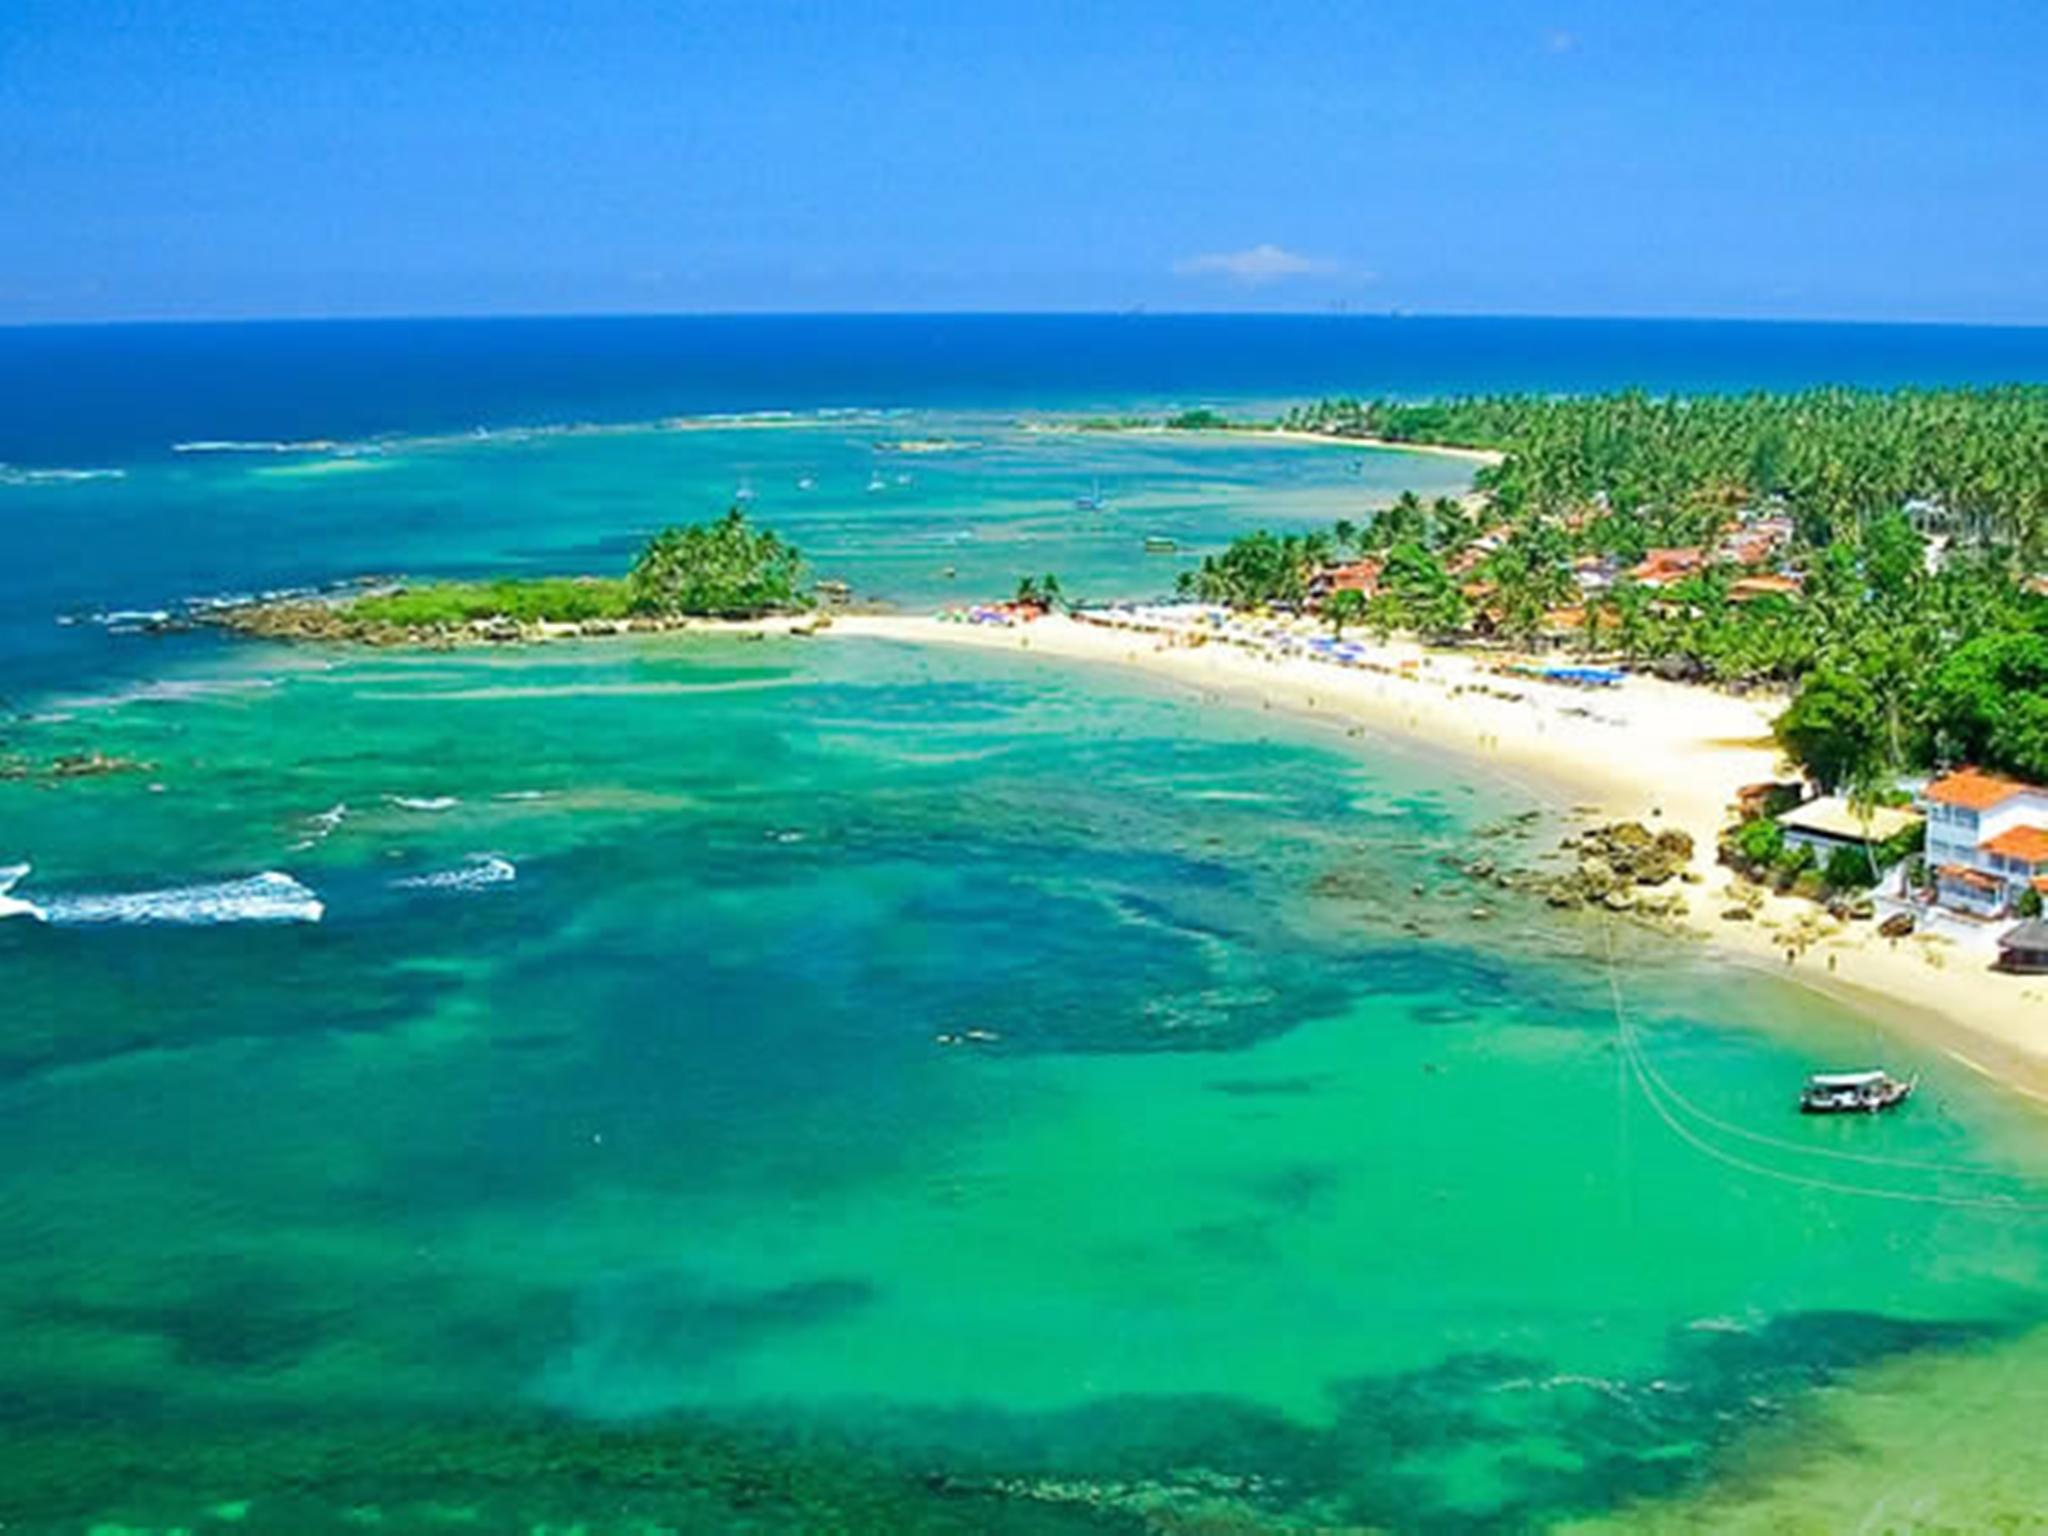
xmin=628 ymin=509 xmax=805 ymax=618
xmin=1927 ymin=629 xmax=2048 ymax=781
xmin=1776 ymin=667 xmax=1889 ymax=793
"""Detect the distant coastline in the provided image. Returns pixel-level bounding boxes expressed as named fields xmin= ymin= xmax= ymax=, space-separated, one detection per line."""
xmin=1034 ymin=417 xmax=1506 ymax=466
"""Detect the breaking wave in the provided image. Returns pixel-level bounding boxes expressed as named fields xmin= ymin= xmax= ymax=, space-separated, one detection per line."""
xmin=394 ymin=855 xmax=517 ymax=893
xmin=0 ymin=864 xmax=46 ymax=923
xmin=172 ymin=439 xmax=343 ymax=454
xmin=0 ymin=465 xmax=125 ymax=487
xmin=40 ymin=871 xmax=324 ymax=927
xmin=291 ymin=802 xmax=350 ymax=851
xmin=388 ymin=795 xmax=460 ymax=812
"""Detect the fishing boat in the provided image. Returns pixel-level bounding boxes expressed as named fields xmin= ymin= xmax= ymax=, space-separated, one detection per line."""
xmin=1798 ymin=1069 xmax=1914 ymax=1115
xmin=1142 ymin=535 xmax=1178 ymax=554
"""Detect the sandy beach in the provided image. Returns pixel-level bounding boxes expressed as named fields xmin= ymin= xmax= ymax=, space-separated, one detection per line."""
xmin=834 ymin=611 xmax=2048 ymax=1098
xmin=1034 ymin=420 xmax=1508 ymax=466
xmin=1254 ymin=427 xmax=1506 ymax=465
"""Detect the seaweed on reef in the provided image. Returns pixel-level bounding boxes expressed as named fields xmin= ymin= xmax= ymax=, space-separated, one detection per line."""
xmin=0 ymin=1408 xmax=1150 ymax=1535
xmin=0 ymin=1306 xmax=2021 ymax=1533
xmin=822 ymin=1307 xmax=2019 ymax=1534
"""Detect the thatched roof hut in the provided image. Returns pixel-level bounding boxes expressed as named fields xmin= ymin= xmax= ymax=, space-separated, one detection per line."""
xmin=1995 ymin=918 xmax=2048 ymax=974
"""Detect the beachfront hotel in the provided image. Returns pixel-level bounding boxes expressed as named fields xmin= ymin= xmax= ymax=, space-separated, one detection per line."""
xmin=1919 ymin=767 xmax=2048 ymax=917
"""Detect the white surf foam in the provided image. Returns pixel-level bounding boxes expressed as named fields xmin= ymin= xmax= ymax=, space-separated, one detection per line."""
xmin=388 ymin=795 xmax=460 ymax=812
xmin=0 ymin=466 xmax=126 ymax=487
xmin=42 ymin=871 xmax=324 ymax=927
xmin=290 ymin=802 xmax=350 ymax=851
xmin=172 ymin=439 xmax=340 ymax=455
xmin=394 ymin=855 xmax=517 ymax=893
xmin=0 ymin=864 xmax=48 ymax=923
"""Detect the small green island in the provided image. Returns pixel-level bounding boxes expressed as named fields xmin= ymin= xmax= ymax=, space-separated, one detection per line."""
xmin=214 ymin=508 xmax=816 ymax=645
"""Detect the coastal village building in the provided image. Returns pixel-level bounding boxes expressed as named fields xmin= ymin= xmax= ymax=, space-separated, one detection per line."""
xmin=1996 ymin=919 xmax=2048 ymax=974
xmin=1627 ymin=515 xmax=1797 ymax=592
xmin=1628 ymin=547 xmax=1707 ymax=588
xmin=1311 ymin=559 xmax=1382 ymax=600
xmin=1729 ymin=573 xmax=1804 ymax=603
xmin=1573 ymin=554 xmax=1620 ymax=593
xmin=1919 ymin=767 xmax=2048 ymax=917
xmin=1775 ymin=795 xmax=1923 ymax=866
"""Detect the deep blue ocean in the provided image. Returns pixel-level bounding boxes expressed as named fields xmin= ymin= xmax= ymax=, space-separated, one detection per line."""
xmin=6 ymin=312 xmax=2048 ymax=466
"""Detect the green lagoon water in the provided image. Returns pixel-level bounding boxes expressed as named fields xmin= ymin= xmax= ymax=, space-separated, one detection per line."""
xmin=5 ymin=414 xmax=2048 ymax=1532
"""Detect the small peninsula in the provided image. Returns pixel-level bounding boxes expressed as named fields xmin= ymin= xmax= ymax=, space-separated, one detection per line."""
xmin=210 ymin=508 xmax=818 ymax=646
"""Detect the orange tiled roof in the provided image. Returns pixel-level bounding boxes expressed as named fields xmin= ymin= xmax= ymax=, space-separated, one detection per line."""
xmin=1925 ymin=767 xmax=2031 ymax=811
xmin=1630 ymin=547 xmax=1707 ymax=582
xmin=1729 ymin=574 xmax=1802 ymax=601
xmin=1938 ymin=864 xmax=2004 ymax=891
xmin=1984 ymin=826 xmax=2048 ymax=863
xmin=1324 ymin=559 xmax=1382 ymax=594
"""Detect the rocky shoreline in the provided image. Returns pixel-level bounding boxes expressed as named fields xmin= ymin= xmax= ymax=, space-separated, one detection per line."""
xmin=195 ymin=595 xmax=836 ymax=649
xmin=1538 ymin=819 xmax=1698 ymax=919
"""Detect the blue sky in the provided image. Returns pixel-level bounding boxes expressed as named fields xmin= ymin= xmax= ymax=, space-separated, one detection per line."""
xmin=4 ymin=0 xmax=2045 ymax=323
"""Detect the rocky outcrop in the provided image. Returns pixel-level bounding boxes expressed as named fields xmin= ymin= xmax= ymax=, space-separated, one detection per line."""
xmin=2 ymin=750 xmax=154 ymax=783
xmin=1541 ymin=821 xmax=1696 ymax=917
xmin=203 ymin=598 xmax=830 ymax=649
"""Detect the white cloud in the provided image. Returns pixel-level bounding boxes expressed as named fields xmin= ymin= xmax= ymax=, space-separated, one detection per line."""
xmin=1544 ymin=27 xmax=1576 ymax=52
xmin=1172 ymin=244 xmax=1341 ymax=286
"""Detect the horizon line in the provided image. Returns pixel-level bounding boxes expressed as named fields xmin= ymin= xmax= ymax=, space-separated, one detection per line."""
xmin=4 ymin=307 xmax=2047 ymax=334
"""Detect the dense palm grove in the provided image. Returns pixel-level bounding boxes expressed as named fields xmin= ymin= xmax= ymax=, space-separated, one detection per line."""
xmin=1186 ymin=389 xmax=2048 ymax=791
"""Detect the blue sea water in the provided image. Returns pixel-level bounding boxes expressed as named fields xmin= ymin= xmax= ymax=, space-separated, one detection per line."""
xmin=7 ymin=313 xmax=2048 ymax=467
xmin=4 ymin=317 xmax=2048 ymax=1532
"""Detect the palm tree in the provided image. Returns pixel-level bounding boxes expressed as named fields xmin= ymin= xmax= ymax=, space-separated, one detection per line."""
xmin=1611 ymin=579 xmax=1653 ymax=664
xmin=1324 ymin=588 xmax=1367 ymax=638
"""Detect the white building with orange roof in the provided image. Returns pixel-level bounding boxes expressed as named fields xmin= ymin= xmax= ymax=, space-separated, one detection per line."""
xmin=1919 ymin=767 xmax=2048 ymax=917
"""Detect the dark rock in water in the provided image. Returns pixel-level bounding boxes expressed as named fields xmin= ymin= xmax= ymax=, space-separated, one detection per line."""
xmin=3 ymin=749 xmax=154 ymax=783
xmin=1539 ymin=821 xmax=1697 ymax=914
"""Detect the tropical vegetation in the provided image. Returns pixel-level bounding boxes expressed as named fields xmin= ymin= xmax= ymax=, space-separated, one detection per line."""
xmin=626 ymin=508 xmax=806 ymax=617
xmin=1194 ymin=389 xmax=2048 ymax=793
xmin=344 ymin=509 xmax=806 ymax=631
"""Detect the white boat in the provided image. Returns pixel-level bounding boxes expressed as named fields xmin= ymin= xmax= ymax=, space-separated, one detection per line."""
xmin=0 ymin=864 xmax=47 ymax=923
xmin=1799 ymin=1069 xmax=1914 ymax=1114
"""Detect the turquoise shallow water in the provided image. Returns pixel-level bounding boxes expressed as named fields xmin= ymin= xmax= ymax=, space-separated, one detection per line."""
xmin=5 ymin=630 xmax=2048 ymax=1531
xmin=2 ymin=415 xmax=1471 ymax=701
xmin=5 ymin=324 xmax=2048 ymax=1529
